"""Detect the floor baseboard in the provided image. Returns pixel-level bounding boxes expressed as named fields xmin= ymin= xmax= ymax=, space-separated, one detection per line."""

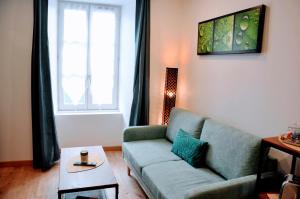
xmin=0 ymin=146 xmax=122 ymax=167
xmin=0 ymin=160 xmax=33 ymax=167
xmin=103 ymin=146 xmax=122 ymax=151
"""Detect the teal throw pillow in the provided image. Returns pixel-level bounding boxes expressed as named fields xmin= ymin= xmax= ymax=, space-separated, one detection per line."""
xmin=171 ymin=129 xmax=208 ymax=167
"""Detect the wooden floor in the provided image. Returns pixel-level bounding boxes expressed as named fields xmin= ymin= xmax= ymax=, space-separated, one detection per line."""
xmin=0 ymin=151 xmax=147 ymax=199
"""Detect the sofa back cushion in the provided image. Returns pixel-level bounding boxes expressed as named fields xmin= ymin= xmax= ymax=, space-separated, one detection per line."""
xmin=200 ymin=119 xmax=261 ymax=180
xmin=166 ymin=108 xmax=205 ymax=142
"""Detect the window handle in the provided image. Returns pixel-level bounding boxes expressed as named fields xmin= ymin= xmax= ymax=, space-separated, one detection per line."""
xmin=88 ymin=75 xmax=92 ymax=85
xmin=86 ymin=75 xmax=92 ymax=88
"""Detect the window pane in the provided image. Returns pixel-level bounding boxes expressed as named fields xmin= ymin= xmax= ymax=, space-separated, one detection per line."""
xmin=58 ymin=3 xmax=120 ymax=110
xmin=61 ymin=7 xmax=88 ymax=106
xmin=62 ymin=76 xmax=85 ymax=105
xmin=63 ymin=9 xmax=87 ymax=43
xmin=90 ymin=8 xmax=117 ymax=105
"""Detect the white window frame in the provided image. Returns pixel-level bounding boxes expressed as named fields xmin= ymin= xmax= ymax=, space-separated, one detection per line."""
xmin=57 ymin=0 xmax=121 ymax=112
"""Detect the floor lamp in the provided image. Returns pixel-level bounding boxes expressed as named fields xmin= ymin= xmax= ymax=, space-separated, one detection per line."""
xmin=162 ymin=67 xmax=178 ymax=125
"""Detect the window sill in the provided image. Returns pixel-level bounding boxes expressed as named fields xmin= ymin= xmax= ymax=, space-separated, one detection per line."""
xmin=55 ymin=110 xmax=122 ymax=116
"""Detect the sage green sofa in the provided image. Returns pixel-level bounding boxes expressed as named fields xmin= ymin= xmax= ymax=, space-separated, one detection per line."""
xmin=122 ymin=108 xmax=263 ymax=199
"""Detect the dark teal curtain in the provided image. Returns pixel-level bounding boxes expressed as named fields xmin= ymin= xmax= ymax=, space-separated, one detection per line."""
xmin=31 ymin=0 xmax=60 ymax=170
xmin=129 ymin=0 xmax=150 ymax=126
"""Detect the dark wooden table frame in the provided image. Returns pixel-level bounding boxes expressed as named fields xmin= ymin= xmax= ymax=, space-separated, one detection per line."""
xmin=256 ymin=136 xmax=300 ymax=194
xmin=58 ymin=183 xmax=119 ymax=199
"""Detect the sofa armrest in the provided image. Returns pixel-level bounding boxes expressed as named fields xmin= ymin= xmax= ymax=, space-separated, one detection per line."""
xmin=185 ymin=175 xmax=256 ymax=199
xmin=123 ymin=125 xmax=167 ymax=142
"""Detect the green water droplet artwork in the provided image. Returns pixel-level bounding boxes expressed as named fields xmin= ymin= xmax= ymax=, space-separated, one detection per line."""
xmin=197 ymin=5 xmax=264 ymax=55
xmin=213 ymin=15 xmax=234 ymax=52
xmin=197 ymin=21 xmax=214 ymax=54
xmin=233 ymin=8 xmax=260 ymax=51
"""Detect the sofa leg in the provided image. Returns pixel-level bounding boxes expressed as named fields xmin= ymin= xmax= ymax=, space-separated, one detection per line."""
xmin=127 ymin=167 xmax=131 ymax=176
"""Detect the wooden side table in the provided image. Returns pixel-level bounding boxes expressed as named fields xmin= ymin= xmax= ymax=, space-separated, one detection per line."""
xmin=256 ymin=136 xmax=300 ymax=194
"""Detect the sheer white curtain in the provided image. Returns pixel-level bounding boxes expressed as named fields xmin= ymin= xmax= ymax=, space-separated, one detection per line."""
xmin=58 ymin=2 xmax=88 ymax=109
xmin=89 ymin=6 xmax=118 ymax=107
xmin=57 ymin=2 xmax=119 ymax=110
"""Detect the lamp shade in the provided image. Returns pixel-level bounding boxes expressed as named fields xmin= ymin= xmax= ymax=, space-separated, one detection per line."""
xmin=162 ymin=67 xmax=178 ymax=125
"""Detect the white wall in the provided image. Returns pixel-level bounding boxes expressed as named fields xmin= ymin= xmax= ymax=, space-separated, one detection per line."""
xmin=49 ymin=0 xmax=58 ymax=110
xmin=118 ymin=0 xmax=135 ymax=126
xmin=0 ymin=0 xmax=33 ymax=161
xmin=149 ymin=0 xmax=183 ymax=124
xmin=55 ymin=113 xmax=124 ymax=147
xmin=176 ymin=0 xmax=300 ymax=173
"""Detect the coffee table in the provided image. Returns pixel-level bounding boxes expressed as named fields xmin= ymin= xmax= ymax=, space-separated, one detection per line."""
xmin=58 ymin=146 xmax=119 ymax=199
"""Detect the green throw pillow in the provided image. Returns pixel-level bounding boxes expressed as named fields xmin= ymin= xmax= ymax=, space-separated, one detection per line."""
xmin=171 ymin=129 xmax=208 ymax=167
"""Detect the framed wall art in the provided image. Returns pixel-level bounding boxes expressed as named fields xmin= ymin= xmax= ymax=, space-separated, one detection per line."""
xmin=197 ymin=5 xmax=266 ymax=55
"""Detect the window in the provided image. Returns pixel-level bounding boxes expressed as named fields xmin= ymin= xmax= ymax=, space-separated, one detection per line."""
xmin=58 ymin=1 xmax=120 ymax=111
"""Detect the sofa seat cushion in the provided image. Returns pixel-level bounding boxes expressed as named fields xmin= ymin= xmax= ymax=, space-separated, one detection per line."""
xmin=142 ymin=160 xmax=224 ymax=199
xmin=122 ymin=139 xmax=181 ymax=175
